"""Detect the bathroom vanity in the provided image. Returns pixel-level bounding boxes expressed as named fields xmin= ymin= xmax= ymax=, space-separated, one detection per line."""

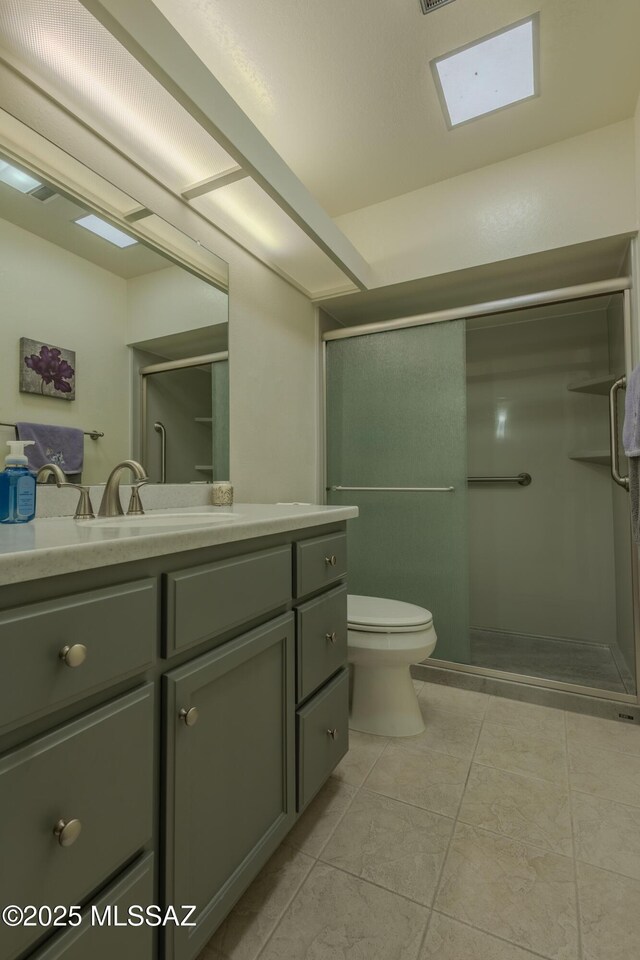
xmin=0 ymin=503 xmax=357 ymax=960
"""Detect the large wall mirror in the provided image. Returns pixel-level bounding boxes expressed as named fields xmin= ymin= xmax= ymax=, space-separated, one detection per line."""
xmin=0 ymin=149 xmax=229 ymax=486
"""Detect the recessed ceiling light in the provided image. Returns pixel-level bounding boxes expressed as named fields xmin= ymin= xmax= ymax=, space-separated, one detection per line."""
xmin=75 ymin=214 xmax=138 ymax=248
xmin=431 ymin=15 xmax=538 ymax=128
xmin=0 ymin=160 xmax=43 ymax=194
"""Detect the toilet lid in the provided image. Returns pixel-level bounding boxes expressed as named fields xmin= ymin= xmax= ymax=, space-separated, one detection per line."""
xmin=348 ymin=595 xmax=433 ymax=633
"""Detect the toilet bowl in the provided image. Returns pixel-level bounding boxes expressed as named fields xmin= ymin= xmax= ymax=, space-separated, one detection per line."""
xmin=347 ymin=595 xmax=437 ymax=737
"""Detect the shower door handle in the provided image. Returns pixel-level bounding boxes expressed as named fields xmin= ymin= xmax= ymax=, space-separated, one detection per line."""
xmin=154 ymin=421 xmax=167 ymax=484
xmin=609 ymin=376 xmax=629 ymax=491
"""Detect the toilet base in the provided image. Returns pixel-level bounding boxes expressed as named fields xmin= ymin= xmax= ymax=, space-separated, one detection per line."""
xmin=349 ymin=662 xmax=425 ymax=737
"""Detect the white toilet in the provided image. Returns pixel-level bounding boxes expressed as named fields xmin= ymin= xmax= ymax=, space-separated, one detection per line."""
xmin=347 ymin=595 xmax=437 ymax=737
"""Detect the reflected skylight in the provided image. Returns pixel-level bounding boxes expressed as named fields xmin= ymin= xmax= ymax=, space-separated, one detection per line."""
xmin=75 ymin=214 xmax=138 ymax=248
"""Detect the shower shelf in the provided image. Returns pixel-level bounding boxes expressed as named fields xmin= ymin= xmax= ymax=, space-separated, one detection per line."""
xmin=567 ymin=374 xmax=618 ymax=395
xmin=568 ymin=450 xmax=611 ymax=465
xmin=194 ymin=417 xmax=212 ymax=423
xmin=195 ymin=465 xmax=213 ymax=472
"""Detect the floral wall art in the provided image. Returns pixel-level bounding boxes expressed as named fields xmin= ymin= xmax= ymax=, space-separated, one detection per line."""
xmin=20 ymin=338 xmax=76 ymax=401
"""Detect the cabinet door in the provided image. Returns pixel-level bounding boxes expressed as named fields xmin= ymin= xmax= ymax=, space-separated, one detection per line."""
xmin=164 ymin=613 xmax=295 ymax=960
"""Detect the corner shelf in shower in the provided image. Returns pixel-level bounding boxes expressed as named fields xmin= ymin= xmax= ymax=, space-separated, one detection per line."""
xmin=194 ymin=417 xmax=212 ymax=423
xmin=568 ymin=450 xmax=611 ymax=465
xmin=567 ymin=375 xmax=618 ymax=396
xmin=195 ymin=465 xmax=213 ymax=472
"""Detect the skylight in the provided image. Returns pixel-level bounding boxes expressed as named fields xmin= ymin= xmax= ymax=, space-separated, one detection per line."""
xmin=432 ymin=16 xmax=538 ymax=127
xmin=0 ymin=160 xmax=42 ymax=194
xmin=75 ymin=214 xmax=138 ymax=248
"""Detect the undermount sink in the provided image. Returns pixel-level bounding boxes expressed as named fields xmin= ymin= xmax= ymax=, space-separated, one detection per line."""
xmin=87 ymin=512 xmax=239 ymax=531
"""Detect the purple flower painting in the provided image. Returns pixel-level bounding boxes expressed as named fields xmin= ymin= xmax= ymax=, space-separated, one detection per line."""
xmin=20 ymin=338 xmax=76 ymax=401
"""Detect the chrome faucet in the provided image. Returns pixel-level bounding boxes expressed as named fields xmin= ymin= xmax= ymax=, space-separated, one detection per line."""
xmin=98 ymin=459 xmax=149 ymax=517
xmin=36 ymin=464 xmax=95 ymax=520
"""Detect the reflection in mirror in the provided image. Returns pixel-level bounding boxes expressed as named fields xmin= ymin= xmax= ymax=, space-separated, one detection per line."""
xmin=0 ymin=152 xmax=229 ymax=486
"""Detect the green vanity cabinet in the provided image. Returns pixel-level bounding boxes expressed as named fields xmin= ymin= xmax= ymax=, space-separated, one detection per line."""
xmin=0 ymin=518 xmax=350 ymax=960
xmin=163 ymin=613 xmax=296 ymax=960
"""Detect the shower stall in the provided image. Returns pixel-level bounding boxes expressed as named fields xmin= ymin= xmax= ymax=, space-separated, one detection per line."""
xmin=325 ymin=278 xmax=638 ymax=706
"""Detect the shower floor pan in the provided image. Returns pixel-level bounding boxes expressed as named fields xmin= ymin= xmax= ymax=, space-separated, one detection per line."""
xmin=470 ymin=627 xmax=633 ymax=695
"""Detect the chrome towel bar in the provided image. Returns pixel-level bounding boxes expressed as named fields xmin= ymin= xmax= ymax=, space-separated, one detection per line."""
xmin=468 ymin=473 xmax=532 ymax=486
xmin=328 ymin=485 xmax=455 ymax=492
xmin=0 ymin=420 xmax=103 ymax=439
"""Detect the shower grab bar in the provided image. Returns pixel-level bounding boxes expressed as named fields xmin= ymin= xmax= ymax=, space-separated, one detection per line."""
xmin=154 ymin=421 xmax=167 ymax=484
xmin=609 ymin=375 xmax=629 ymax=491
xmin=328 ymin=485 xmax=454 ymax=492
xmin=468 ymin=473 xmax=532 ymax=486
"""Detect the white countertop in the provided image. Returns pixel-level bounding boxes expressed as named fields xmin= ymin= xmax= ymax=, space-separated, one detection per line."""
xmin=0 ymin=503 xmax=358 ymax=586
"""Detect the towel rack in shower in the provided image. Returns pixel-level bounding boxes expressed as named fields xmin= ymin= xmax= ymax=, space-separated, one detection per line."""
xmin=0 ymin=421 xmax=104 ymax=440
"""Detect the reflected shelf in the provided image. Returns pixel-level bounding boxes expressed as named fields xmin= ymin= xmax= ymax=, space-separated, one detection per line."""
xmin=568 ymin=450 xmax=611 ymax=465
xmin=567 ymin=374 xmax=619 ymax=395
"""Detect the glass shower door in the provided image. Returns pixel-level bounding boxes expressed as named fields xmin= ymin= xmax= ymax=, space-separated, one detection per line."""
xmin=326 ymin=320 xmax=469 ymax=663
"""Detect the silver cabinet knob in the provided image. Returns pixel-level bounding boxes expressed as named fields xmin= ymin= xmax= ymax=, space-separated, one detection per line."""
xmin=327 ymin=728 xmax=338 ymax=740
xmin=325 ymin=555 xmax=337 ymax=567
xmin=59 ymin=644 xmax=87 ymax=668
xmin=326 ymin=632 xmax=338 ymax=644
xmin=53 ymin=818 xmax=82 ymax=847
xmin=179 ymin=706 xmax=199 ymax=727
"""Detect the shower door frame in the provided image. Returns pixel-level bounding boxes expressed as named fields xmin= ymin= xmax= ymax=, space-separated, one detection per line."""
xmin=322 ymin=276 xmax=640 ymax=708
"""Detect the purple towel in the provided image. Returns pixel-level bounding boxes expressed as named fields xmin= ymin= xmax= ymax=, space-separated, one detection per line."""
xmin=15 ymin=422 xmax=84 ymax=477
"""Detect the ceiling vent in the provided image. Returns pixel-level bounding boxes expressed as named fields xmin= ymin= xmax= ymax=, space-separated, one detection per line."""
xmin=29 ymin=184 xmax=58 ymax=203
xmin=420 ymin=0 xmax=456 ymax=13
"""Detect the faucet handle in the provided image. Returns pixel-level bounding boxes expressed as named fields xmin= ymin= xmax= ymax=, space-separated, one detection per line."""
xmin=127 ymin=480 xmax=149 ymax=516
xmin=70 ymin=485 xmax=95 ymax=520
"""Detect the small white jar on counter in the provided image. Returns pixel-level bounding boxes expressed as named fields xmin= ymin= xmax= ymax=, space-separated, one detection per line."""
xmin=211 ymin=481 xmax=233 ymax=506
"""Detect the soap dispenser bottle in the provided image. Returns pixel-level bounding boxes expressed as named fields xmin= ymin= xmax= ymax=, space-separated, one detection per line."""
xmin=0 ymin=440 xmax=37 ymax=524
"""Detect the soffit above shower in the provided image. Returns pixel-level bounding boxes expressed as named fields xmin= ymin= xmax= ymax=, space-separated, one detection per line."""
xmin=0 ymin=0 xmax=365 ymax=296
xmin=318 ymin=236 xmax=632 ymax=326
xmin=147 ymin=0 xmax=640 ymax=217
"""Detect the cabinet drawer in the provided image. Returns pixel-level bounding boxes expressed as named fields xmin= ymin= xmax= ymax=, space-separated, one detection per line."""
xmin=30 ymin=854 xmax=154 ymax=960
xmin=296 ymin=585 xmax=347 ymax=702
xmin=0 ymin=579 xmax=157 ymax=734
xmin=0 ymin=685 xmax=154 ymax=960
xmin=295 ymin=532 xmax=346 ymax=598
xmin=165 ymin=545 xmax=292 ymax=655
xmin=297 ymin=669 xmax=349 ymax=810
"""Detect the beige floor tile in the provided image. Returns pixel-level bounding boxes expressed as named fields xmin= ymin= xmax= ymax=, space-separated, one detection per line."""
xmin=421 ymin=912 xmax=544 ymax=959
xmin=459 ymin=763 xmax=572 ymax=855
xmin=259 ymin=861 xmax=429 ymax=960
xmin=475 ymin=722 xmax=567 ymax=786
xmin=566 ymin=712 xmax=640 ymax=757
xmin=364 ymin=741 xmax=471 ymax=817
xmin=419 ymin=683 xmax=489 ymax=720
xmin=403 ymin=701 xmax=481 ymax=761
xmin=485 ymin=698 xmax=566 ymax=742
xmin=321 ymin=789 xmax=454 ymax=905
xmin=435 ymin=823 xmax=578 ymax=960
xmin=285 ymin=778 xmax=357 ymax=858
xmin=332 ymin=730 xmax=389 ymax=788
xmin=198 ymin=845 xmax=314 ymax=960
xmin=568 ymin=744 xmax=640 ymax=807
xmin=577 ymin=861 xmax=640 ymax=960
xmin=572 ymin=791 xmax=640 ymax=880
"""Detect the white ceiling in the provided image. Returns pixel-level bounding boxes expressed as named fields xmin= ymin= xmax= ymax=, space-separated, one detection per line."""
xmin=151 ymin=0 xmax=640 ymax=216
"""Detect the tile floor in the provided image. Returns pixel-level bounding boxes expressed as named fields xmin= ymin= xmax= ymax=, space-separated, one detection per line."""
xmin=197 ymin=680 xmax=640 ymax=960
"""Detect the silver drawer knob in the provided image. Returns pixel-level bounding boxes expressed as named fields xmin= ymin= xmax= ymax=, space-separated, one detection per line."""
xmin=327 ymin=728 xmax=338 ymax=740
xmin=59 ymin=644 xmax=87 ymax=668
xmin=179 ymin=706 xmax=199 ymax=727
xmin=326 ymin=632 xmax=338 ymax=644
xmin=53 ymin=818 xmax=82 ymax=847
xmin=325 ymin=555 xmax=337 ymax=567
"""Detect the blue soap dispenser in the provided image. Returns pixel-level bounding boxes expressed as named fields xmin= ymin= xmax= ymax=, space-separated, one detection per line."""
xmin=0 ymin=440 xmax=37 ymax=524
